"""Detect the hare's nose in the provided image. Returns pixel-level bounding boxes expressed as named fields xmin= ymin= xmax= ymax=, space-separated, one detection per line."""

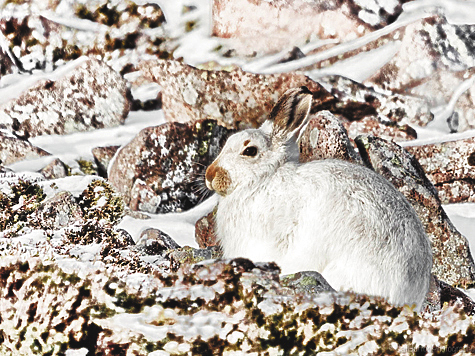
xmin=205 ymin=164 xmax=217 ymax=189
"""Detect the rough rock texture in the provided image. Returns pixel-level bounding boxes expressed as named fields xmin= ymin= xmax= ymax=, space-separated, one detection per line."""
xmin=91 ymin=145 xmax=120 ymax=178
xmin=344 ymin=116 xmax=417 ymax=142
xmin=195 ymin=209 xmax=218 ymax=248
xmin=138 ymin=59 xmax=336 ymax=129
xmin=281 ymin=271 xmax=335 ymax=294
xmin=405 ymin=138 xmax=475 ymax=204
xmin=0 ymin=130 xmax=50 ymax=165
xmin=355 ymin=135 xmax=475 ymax=288
xmin=0 ymin=57 xmax=131 ymax=138
xmin=299 ymin=110 xmax=361 ymax=163
xmin=109 ymin=119 xmax=231 ymax=213
xmin=39 ymin=158 xmax=69 ymax=179
xmin=135 ymin=228 xmax=180 ymax=255
xmin=212 ymin=0 xmax=406 ymax=56
xmin=32 ymin=191 xmax=83 ymax=230
xmin=319 ymin=75 xmax=433 ymax=127
xmin=1 ymin=255 xmax=475 ymax=355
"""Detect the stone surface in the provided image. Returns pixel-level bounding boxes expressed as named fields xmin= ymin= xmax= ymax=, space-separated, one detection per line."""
xmin=299 ymin=110 xmax=361 ymax=163
xmin=91 ymin=145 xmax=120 ymax=178
xmin=281 ymin=271 xmax=335 ymax=295
xmin=138 ymin=59 xmax=336 ymax=129
xmin=212 ymin=0 xmax=405 ymax=56
xmin=0 ymin=130 xmax=50 ymax=165
xmin=0 ymin=57 xmax=131 ymax=138
xmin=109 ymin=119 xmax=231 ymax=213
xmin=195 ymin=209 xmax=218 ymax=248
xmin=32 ymin=191 xmax=83 ymax=230
xmin=405 ymin=137 xmax=475 ymax=204
xmin=136 ymin=228 xmax=180 ymax=255
xmin=319 ymin=75 xmax=433 ymax=127
xmin=39 ymin=158 xmax=69 ymax=179
xmin=355 ymin=135 xmax=475 ymax=288
xmin=344 ymin=116 xmax=417 ymax=142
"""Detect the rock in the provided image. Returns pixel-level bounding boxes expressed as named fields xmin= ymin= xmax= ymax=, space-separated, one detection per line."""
xmin=138 ymin=59 xmax=336 ymax=129
xmin=405 ymin=137 xmax=475 ymax=204
xmin=299 ymin=110 xmax=361 ymax=163
xmin=212 ymin=0 xmax=404 ymax=56
xmin=168 ymin=246 xmax=223 ymax=270
xmin=355 ymin=135 xmax=475 ymax=288
xmin=367 ymin=16 xmax=475 ymax=92
xmin=195 ymin=209 xmax=218 ymax=248
xmin=281 ymin=271 xmax=335 ymax=295
xmin=109 ymin=119 xmax=231 ymax=213
xmin=0 ymin=130 xmax=50 ymax=165
xmin=439 ymin=280 xmax=475 ymax=316
xmin=423 ymin=274 xmax=442 ymax=313
xmin=319 ymin=75 xmax=434 ymax=128
xmin=32 ymin=191 xmax=83 ymax=230
xmin=344 ymin=116 xmax=418 ymax=142
xmin=136 ymin=228 xmax=180 ymax=255
xmin=39 ymin=158 xmax=69 ymax=179
xmin=91 ymin=145 xmax=120 ymax=178
xmin=0 ymin=57 xmax=131 ymax=138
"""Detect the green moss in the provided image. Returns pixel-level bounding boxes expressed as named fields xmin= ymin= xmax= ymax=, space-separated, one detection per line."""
xmin=76 ymin=159 xmax=97 ymax=176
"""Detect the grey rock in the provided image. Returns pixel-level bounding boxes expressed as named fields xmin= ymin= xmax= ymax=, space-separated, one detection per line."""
xmin=0 ymin=130 xmax=50 ymax=165
xmin=39 ymin=158 xmax=69 ymax=179
xmin=33 ymin=191 xmax=83 ymax=230
xmin=0 ymin=57 xmax=131 ymax=138
xmin=91 ymin=145 xmax=120 ymax=178
xmin=136 ymin=228 xmax=180 ymax=255
xmin=281 ymin=271 xmax=335 ymax=294
xmin=355 ymin=135 xmax=475 ymax=288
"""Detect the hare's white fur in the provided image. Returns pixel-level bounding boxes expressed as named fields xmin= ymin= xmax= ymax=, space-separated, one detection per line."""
xmin=206 ymin=88 xmax=432 ymax=310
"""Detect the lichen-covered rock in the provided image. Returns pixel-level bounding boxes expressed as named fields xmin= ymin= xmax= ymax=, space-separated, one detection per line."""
xmin=2 ymin=255 xmax=475 ymax=355
xmin=195 ymin=209 xmax=218 ymax=248
xmin=109 ymin=119 xmax=231 ymax=213
xmin=355 ymin=135 xmax=475 ymax=288
xmin=138 ymin=59 xmax=335 ymax=129
xmin=77 ymin=179 xmax=125 ymax=225
xmin=319 ymin=75 xmax=433 ymax=127
xmin=212 ymin=0 xmax=405 ymax=56
xmin=345 ymin=116 xmax=418 ymax=142
xmin=0 ymin=57 xmax=131 ymax=138
xmin=91 ymin=145 xmax=120 ymax=178
xmin=405 ymin=137 xmax=475 ymax=204
xmin=39 ymin=158 xmax=69 ymax=179
xmin=135 ymin=228 xmax=180 ymax=255
xmin=168 ymin=246 xmax=223 ymax=270
xmin=0 ymin=130 xmax=50 ymax=165
xmin=281 ymin=271 xmax=335 ymax=295
xmin=299 ymin=110 xmax=361 ymax=163
xmin=0 ymin=177 xmax=46 ymax=237
xmin=32 ymin=191 xmax=83 ymax=230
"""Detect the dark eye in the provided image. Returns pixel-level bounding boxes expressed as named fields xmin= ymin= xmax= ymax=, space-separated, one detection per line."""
xmin=242 ymin=146 xmax=258 ymax=157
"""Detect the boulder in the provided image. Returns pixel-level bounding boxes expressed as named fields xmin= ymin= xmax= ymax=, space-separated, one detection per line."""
xmin=212 ymin=0 xmax=405 ymax=56
xmin=137 ymin=59 xmax=336 ymax=129
xmin=135 ymin=228 xmax=180 ymax=255
xmin=109 ymin=119 xmax=231 ymax=213
xmin=32 ymin=191 xmax=83 ymax=230
xmin=405 ymin=137 xmax=475 ymax=204
xmin=0 ymin=130 xmax=50 ymax=165
xmin=39 ymin=158 xmax=69 ymax=179
xmin=355 ymin=135 xmax=475 ymax=288
xmin=195 ymin=209 xmax=218 ymax=248
xmin=91 ymin=145 xmax=120 ymax=178
xmin=0 ymin=57 xmax=131 ymax=138
xmin=281 ymin=271 xmax=335 ymax=295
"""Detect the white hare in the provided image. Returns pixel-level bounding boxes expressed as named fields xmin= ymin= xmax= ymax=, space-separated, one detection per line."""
xmin=205 ymin=87 xmax=432 ymax=310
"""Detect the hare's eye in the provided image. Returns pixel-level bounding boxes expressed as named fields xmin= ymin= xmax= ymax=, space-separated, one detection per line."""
xmin=242 ymin=146 xmax=258 ymax=157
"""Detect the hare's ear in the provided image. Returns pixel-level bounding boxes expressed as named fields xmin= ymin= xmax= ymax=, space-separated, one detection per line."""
xmin=262 ymin=87 xmax=313 ymax=145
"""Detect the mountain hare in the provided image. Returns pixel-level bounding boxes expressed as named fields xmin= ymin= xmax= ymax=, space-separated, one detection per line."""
xmin=205 ymin=87 xmax=432 ymax=310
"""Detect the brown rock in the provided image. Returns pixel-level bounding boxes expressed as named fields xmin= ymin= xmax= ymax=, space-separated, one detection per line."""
xmin=33 ymin=191 xmax=83 ymax=230
xmin=136 ymin=228 xmax=180 ymax=255
xmin=0 ymin=57 xmax=131 ymax=138
xmin=355 ymin=135 xmax=475 ymax=288
xmin=138 ymin=59 xmax=335 ymax=129
xmin=0 ymin=131 xmax=50 ymax=165
xmin=195 ymin=210 xmax=218 ymax=249
xmin=109 ymin=119 xmax=231 ymax=213
xmin=92 ymin=145 xmax=120 ymax=178
xmin=405 ymin=138 xmax=475 ymax=204
xmin=344 ymin=116 xmax=417 ymax=142
xmin=40 ymin=158 xmax=69 ymax=179
xmin=299 ymin=110 xmax=361 ymax=163
xmin=212 ymin=0 xmax=404 ymax=56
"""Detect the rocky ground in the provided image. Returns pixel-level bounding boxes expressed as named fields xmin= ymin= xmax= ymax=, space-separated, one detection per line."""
xmin=2 ymin=0 xmax=475 ymax=354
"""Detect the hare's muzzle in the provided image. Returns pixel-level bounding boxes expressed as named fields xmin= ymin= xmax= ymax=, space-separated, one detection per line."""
xmin=205 ymin=163 xmax=231 ymax=196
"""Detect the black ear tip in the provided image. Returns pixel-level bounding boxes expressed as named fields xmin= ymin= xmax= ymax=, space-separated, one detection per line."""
xmin=299 ymin=86 xmax=312 ymax=95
